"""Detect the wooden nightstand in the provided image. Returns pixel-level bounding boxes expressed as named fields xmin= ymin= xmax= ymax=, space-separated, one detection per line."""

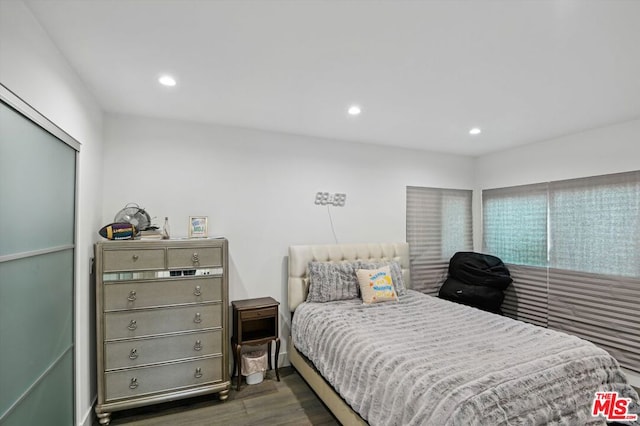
xmin=231 ymin=297 xmax=280 ymax=390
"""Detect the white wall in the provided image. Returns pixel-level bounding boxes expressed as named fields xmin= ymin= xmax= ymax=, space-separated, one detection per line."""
xmin=103 ymin=113 xmax=475 ymax=361
xmin=0 ymin=2 xmax=104 ymax=425
xmin=472 ymin=118 xmax=640 ymax=250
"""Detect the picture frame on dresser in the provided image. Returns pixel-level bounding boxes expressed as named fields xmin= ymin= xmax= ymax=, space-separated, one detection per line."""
xmin=188 ymin=216 xmax=208 ymax=238
xmin=94 ymin=238 xmax=230 ymax=425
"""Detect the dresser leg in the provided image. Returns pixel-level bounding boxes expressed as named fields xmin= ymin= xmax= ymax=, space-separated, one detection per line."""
xmin=218 ymin=388 xmax=230 ymax=401
xmin=274 ymin=337 xmax=280 ymax=381
xmin=267 ymin=341 xmax=273 ymax=370
xmin=96 ymin=411 xmax=111 ymax=425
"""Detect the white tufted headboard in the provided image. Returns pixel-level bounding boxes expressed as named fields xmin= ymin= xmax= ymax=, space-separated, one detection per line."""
xmin=288 ymin=242 xmax=410 ymax=312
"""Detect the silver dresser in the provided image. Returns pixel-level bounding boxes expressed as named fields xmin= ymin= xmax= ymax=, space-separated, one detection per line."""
xmin=94 ymin=238 xmax=230 ymax=425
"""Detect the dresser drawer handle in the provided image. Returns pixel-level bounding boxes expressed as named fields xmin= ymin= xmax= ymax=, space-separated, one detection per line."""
xmin=132 ymin=254 xmax=139 ymax=261
xmin=192 ymin=253 xmax=199 ymax=264
xmin=127 ymin=320 xmax=137 ymax=330
xmin=127 ymin=291 xmax=137 ymax=302
xmin=129 ymin=377 xmax=139 ymax=389
xmin=194 ymin=285 xmax=202 ymax=297
xmin=129 ymin=348 xmax=138 ymax=360
xmin=194 ymin=340 xmax=202 ymax=351
xmin=194 ymin=367 xmax=203 ymax=378
xmin=194 ymin=313 xmax=202 ymax=323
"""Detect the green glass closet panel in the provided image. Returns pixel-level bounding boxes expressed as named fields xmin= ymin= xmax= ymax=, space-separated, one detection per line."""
xmin=0 ymin=351 xmax=74 ymax=426
xmin=0 ymin=99 xmax=75 ymax=425
xmin=0 ymin=102 xmax=75 ymax=257
xmin=0 ymin=250 xmax=73 ymax=414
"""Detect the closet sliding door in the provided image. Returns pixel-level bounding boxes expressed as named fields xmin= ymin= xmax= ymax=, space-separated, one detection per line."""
xmin=0 ymin=88 xmax=78 ymax=425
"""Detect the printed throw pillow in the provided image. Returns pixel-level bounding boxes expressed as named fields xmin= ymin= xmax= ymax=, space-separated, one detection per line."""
xmin=356 ymin=266 xmax=399 ymax=304
xmin=357 ymin=260 xmax=407 ymax=296
xmin=306 ymin=261 xmax=360 ymax=303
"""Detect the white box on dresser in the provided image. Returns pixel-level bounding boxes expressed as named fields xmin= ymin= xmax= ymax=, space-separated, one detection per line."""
xmin=94 ymin=238 xmax=230 ymax=425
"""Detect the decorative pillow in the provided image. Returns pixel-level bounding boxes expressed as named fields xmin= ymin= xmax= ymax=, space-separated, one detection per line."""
xmin=357 ymin=260 xmax=406 ymax=295
xmin=356 ymin=266 xmax=399 ymax=304
xmin=306 ymin=261 xmax=360 ymax=302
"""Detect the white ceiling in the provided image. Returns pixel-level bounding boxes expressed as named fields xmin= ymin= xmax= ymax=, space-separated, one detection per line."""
xmin=25 ymin=0 xmax=640 ymax=156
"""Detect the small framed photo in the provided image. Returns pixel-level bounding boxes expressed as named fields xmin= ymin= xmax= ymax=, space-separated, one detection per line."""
xmin=188 ymin=216 xmax=208 ymax=238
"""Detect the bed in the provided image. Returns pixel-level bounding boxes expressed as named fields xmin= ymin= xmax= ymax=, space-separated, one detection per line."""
xmin=287 ymin=242 xmax=639 ymax=425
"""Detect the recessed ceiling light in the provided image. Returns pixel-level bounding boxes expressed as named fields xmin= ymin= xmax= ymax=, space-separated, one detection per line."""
xmin=348 ymin=105 xmax=361 ymax=116
xmin=158 ymin=74 xmax=177 ymax=87
xmin=469 ymin=127 xmax=482 ymax=135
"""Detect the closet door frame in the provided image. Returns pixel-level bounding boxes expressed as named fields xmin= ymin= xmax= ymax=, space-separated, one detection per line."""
xmin=0 ymin=85 xmax=80 ymax=151
xmin=0 ymin=83 xmax=80 ymax=424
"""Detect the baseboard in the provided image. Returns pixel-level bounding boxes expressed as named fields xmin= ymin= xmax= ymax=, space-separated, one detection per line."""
xmin=278 ymin=351 xmax=290 ymax=368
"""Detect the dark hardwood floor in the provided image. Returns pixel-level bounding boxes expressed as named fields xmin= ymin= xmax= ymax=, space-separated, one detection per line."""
xmin=92 ymin=368 xmax=640 ymax=425
xmin=101 ymin=367 xmax=339 ymax=426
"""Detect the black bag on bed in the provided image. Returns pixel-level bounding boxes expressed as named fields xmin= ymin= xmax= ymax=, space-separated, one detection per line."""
xmin=438 ymin=252 xmax=512 ymax=314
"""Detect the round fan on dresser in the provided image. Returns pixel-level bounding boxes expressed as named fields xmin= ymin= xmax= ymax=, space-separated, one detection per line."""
xmin=114 ymin=203 xmax=151 ymax=233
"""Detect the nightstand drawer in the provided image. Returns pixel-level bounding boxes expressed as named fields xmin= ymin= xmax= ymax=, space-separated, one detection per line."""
xmin=104 ymin=277 xmax=222 ymax=310
xmin=240 ymin=306 xmax=277 ymax=320
xmin=105 ymin=329 xmax=222 ymax=370
xmin=105 ymin=304 xmax=221 ymax=340
xmin=105 ymin=357 xmax=222 ymax=402
xmin=103 ymin=249 xmax=165 ymax=272
xmin=168 ymin=247 xmax=222 ymax=269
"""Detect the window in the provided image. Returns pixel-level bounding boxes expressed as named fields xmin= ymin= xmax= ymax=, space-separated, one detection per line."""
xmin=549 ymin=173 xmax=640 ymax=277
xmin=406 ymin=186 xmax=472 ymax=295
xmin=482 ymin=171 xmax=640 ymax=372
xmin=482 ymin=183 xmax=550 ymax=327
xmin=483 ymin=183 xmax=548 ymax=267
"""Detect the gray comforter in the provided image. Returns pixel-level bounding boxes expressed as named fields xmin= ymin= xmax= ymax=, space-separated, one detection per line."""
xmin=292 ymin=290 xmax=639 ymax=425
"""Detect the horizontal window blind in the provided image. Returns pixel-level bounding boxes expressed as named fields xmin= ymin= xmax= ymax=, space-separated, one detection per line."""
xmin=501 ymin=264 xmax=548 ymax=327
xmin=483 ymin=185 xmax=550 ymax=327
xmin=548 ymin=171 xmax=640 ymax=373
xmin=549 ymin=171 xmax=640 ymax=277
xmin=548 ymin=269 xmax=640 ymax=371
xmin=406 ymin=186 xmax=472 ymax=295
xmin=483 ymin=170 xmax=640 ymax=373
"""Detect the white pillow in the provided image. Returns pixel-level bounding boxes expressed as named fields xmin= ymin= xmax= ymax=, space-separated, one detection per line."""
xmin=357 ymin=260 xmax=406 ymax=295
xmin=356 ymin=266 xmax=399 ymax=304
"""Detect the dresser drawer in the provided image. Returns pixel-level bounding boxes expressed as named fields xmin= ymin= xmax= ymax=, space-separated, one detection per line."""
xmin=240 ymin=306 xmax=277 ymax=320
xmin=105 ymin=356 xmax=222 ymax=402
xmin=104 ymin=329 xmax=222 ymax=370
xmin=105 ymin=304 xmax=221 ymax=340
xmin=167 ymin=247 xmax=222 ymax=269
xmin=104 ymin=277 xmax=222 ymax=310
xmin=103 ymin=248 xmax=165 ymax=272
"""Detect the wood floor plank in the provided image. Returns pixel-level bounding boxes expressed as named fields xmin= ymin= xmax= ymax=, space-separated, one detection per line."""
xmin=103 ymin=367 xmax=339 ymax=426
